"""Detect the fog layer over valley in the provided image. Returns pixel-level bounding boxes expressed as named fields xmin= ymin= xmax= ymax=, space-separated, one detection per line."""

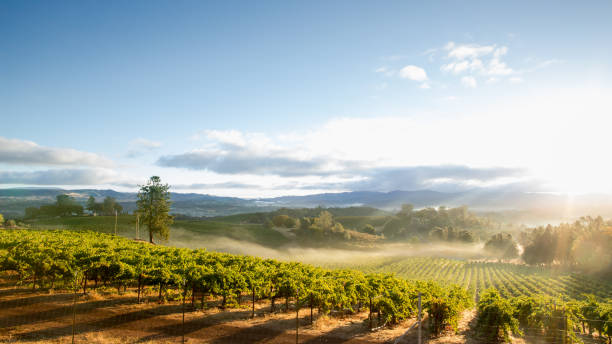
xmin=168 ymin=225 xmax=488 ymax=264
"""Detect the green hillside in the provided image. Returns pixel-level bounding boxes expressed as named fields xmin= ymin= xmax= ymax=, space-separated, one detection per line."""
xmin=23 ymin=215 xmax=290 ymax=248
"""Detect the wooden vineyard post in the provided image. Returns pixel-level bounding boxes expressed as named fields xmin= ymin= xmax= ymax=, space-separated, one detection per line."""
xmin=72 ymin=273 xmax=78 ymax=344
xmin=182 ymin=277 xmax=186 ymax=344
xmin=417 ymin=292 xmax=422 ymax=344
xmin=295 ymin=287 xmax=299 ymax=344
xmin=252 ymin=286 xmax=256 ymax=319
xmin=369 ymin=297 xmax=373 ymax=329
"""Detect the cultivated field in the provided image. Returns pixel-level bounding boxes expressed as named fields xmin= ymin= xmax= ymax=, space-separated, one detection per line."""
xmin=325 ymin=256 xmax=612 ymax=300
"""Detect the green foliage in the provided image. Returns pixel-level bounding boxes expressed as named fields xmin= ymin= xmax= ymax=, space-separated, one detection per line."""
xmin=0 ymin=213 xmax=4 ymax=226
xmin=476 ymin=289 xmax=520 ymax=343
xmin=22 ymin=194 xmax=84 ymax=218
xmin=426 ymin=284 xmax=473 ymax=335
xmin=382 ymin=204 xmax=484 ymax=242
xmin=0 ymin=229 xmax=464 ymax=328
xmin=361 ymin=224 xmax=376 ymax=235
xmin=484 ymin=233 xmax=519 ymax=260
xmin=271 ymin=214 xmax=297 ymax=228
xmin=86 ymin=196 xmax=96 ymax=213
xmin=272 ymin=214 xmax=290 ymax=227
xmin=137 ymin=176 xmax=174 ymax=243
xmin=521 ymin=217 xmax=612 ymax=277
xmin=295 ymin=211 xmax=355 ymax=244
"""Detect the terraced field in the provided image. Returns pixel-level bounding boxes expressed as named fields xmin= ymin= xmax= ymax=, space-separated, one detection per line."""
xmin=326 ymin=256 xmax=612 ymax=300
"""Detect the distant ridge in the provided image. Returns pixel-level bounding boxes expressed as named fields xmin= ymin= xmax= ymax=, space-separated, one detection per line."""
xmin=2 ymin=187 xmax=612 ymax=221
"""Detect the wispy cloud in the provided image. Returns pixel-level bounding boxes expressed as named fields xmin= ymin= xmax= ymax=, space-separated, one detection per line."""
xmin=0 ymin=137 xmax=112 ymax=167
xmin=461 ymin=76 xmax=477 ymax=88
xmin=126 ymin=138 xmax=162 ymax=158
xmin=157 ymin=130 xmax=364 ymax=177
xmin=440 ymin=41 xmax=516 ymax=85
xmin=0 ymin=168 xmax=123 ymax=185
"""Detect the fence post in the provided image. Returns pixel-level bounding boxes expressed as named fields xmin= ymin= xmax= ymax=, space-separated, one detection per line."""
xmin=418 ymin=292 xmax=422 ymax=344
xmin=182 ymin=277 xmax=186 ymax=344
xmin=296 ymin=287 xmax=299 ymax=344
xmin=72 ymin=274 xmax=78 ymax=344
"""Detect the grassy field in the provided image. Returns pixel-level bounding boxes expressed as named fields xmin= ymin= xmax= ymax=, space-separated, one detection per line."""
xmin=324 ymin=256 xmax=612 ymax=300
xmin=23 ymin=215 xmax=290 ymax=248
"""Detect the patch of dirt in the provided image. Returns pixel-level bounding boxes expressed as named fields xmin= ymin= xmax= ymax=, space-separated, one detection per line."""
xmin=0 ymin=284 xmax=414 ymax=343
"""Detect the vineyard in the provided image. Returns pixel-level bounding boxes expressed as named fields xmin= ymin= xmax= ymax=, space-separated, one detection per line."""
xmin=325 ymin=256 xmax=612 ymax=301
xmin=1 ymin=229 xmax=612 ymax=342
xmin=0 ymin=229 xmax=472 ymax=333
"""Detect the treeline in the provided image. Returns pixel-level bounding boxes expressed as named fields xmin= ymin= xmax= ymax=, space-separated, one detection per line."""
xmin=519 ymin=216 xmax=612 ymax=275
xmin=85 ymin=195 xmax=123 ymax=215
xmin=0 ymin=213 xmax=19 ymax=229
xmin=24 ymin=194 xmax=124 ymax=218
xmin=294 ymin=210 xmax=371 ymax=242
xmin=0 ymin=229 xmax=471 ymax=333
xmin=475 ymin=289 xmax=612 ymax=343
xmin=253 ymin=204 xmax=494 ymax=245
xmin=215 ymin=206 xmax=389 ymax=225
xmin=24 ymin=195 xmax=84 ymax=218
xmin=382 ymin=205 xmax=489 ymax=243
xmin=484 ymin=233 xmax=519 ymax=260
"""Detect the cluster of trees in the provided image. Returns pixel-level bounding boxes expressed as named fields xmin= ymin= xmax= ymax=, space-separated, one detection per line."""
xmin=0 ymin=229 xmax=472 ymax=332
xmin=269 ymin=214 xmax=298 ymax=228
xmin=295 ymin=211 xmax=358 ymax=243
xmin=23 ymin=194 xmax=125 ymax=218
xmin=484 ymin=233 xmax=519 ymax=260
xmin=475 ymin=289 xmax=612 ymax=343
xmin=382 ymin=205 xmax=483 ymax=243
xmin=520 ymin=216 xmax=612 ymax=275
xmin=86 ymin=196 xmax=123 ymax=215
xmin=0 ymin=214 xmax=17 ymax=228
xmin=25 ymin=195 xmax=84 ymax=218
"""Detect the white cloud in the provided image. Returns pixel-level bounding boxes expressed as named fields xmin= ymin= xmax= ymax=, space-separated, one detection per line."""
xmin=126 ymin=138 xmax=162 ymax=158
xmin=0 ymin=168 xmax=129 ymax=186
xmin=439 ymin=41 xmax=516 ymax=84
xmin=461 ymin=76 xmax=477 ymax=88
xmin=509 ymin=77 xmax=523 ymax=83
xmin=493 ymin=46 xmax=508 ymax=57
xmin=445 ymin=41 xmax=495 ymax=60
xmin=0 ymin=137 xmax=112 ymax=167
xmin=441 ymin=59 xmax=483 ymax=74
xmin=399 ymin=65 xmax=428 ymax=81
xmin=130 ymin=138 xmax=162 ymax=149
xmin=374 ymin=66 xmax=395 ymax=77
xmin=487 ymin=58 xmax=513 ymax=76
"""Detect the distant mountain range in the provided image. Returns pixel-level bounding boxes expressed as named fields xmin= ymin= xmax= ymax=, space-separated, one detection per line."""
xmin=2 ymin=188 xmax=612 ymax=223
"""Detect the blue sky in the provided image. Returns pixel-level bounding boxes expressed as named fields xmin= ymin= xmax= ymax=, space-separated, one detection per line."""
xmin=2 ymin=1 xmax=612 ymax=197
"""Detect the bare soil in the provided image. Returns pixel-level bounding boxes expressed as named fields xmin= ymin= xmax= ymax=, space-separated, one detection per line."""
xmin=0 ymin=283 xmax=413 ymax=344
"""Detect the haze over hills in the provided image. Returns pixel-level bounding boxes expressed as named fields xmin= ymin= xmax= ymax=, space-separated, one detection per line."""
xmin=2 ymin=187 xmax=612 ymax=223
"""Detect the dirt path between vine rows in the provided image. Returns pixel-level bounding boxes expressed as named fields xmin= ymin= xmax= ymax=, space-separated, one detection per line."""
xmin=0 ymin=284 xmax=415 ymax=343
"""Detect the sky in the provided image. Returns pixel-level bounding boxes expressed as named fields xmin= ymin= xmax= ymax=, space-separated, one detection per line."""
xmin=1 ymin=1 xmax=612 ymax=197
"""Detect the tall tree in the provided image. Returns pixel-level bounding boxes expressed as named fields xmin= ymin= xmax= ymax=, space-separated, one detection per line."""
xmin=137 ymin=176 xmax=173 ymax=243
xmin=103 ymin=196 xmax=117 ymax=215
xmin=55 ymin=194 xmax=83 ymax=216
xmin=86 ymin=196 xmax=96 ymax=214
